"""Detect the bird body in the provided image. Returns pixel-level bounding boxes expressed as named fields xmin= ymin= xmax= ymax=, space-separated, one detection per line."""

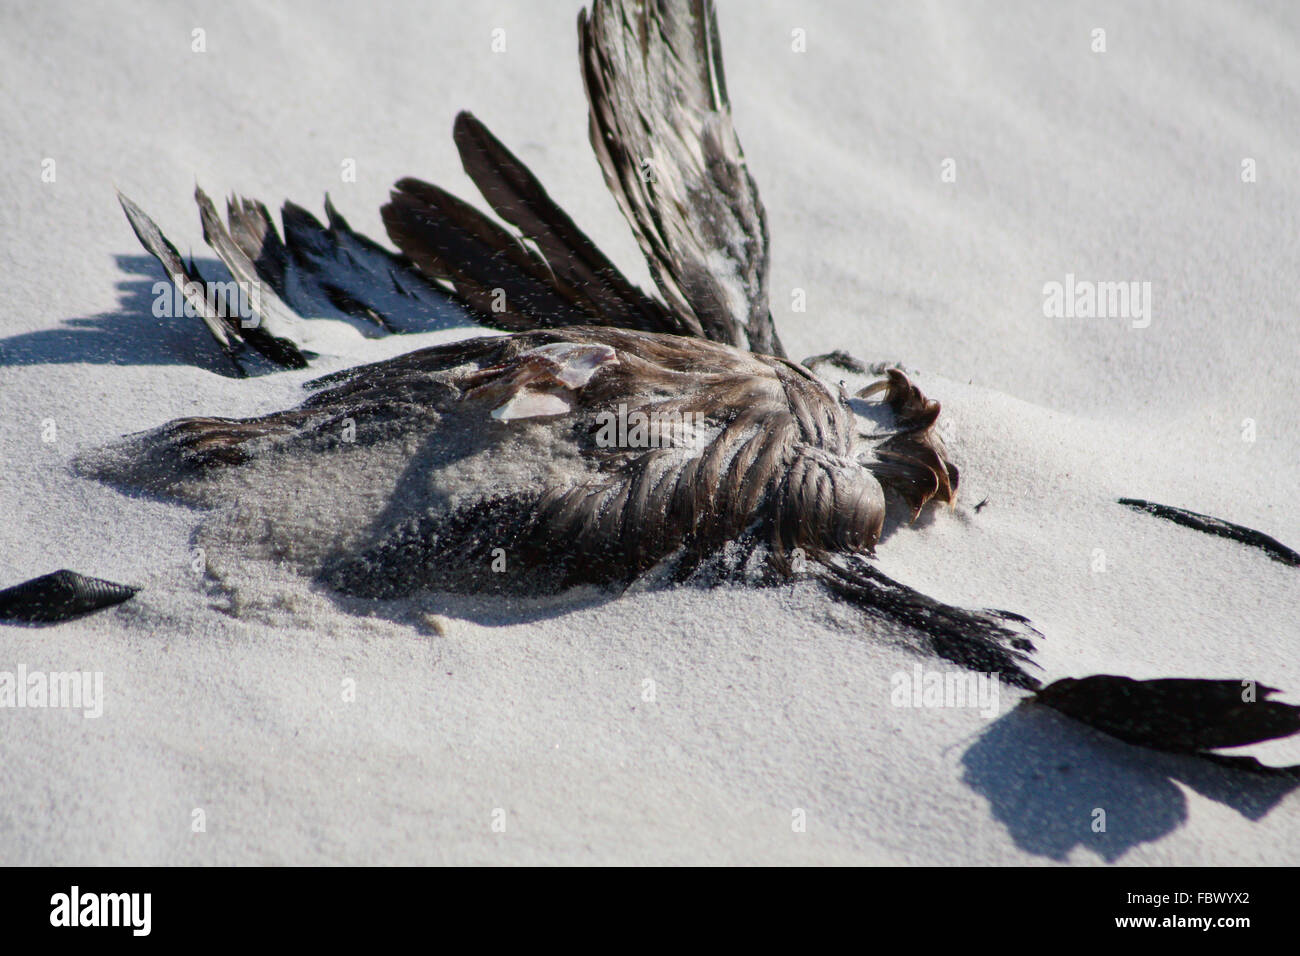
xmin=82 ymin=326 xmax=952 ymax=603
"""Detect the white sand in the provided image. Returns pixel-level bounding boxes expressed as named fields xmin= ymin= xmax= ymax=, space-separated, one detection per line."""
xmin=1 ymin=0 xmax=1297 ymax=864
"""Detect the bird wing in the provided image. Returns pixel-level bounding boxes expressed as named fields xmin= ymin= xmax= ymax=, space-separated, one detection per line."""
xmin=118 ymin=108 xmax=709 ymax=374
xmin=444 ymin=111 xmax=691 ymax=337
xmin=579 ymin=0 xmax=784 ymax=357
xmin=117 ymin=186 xmax=473 ymax=376
xmin=117 ymin=191 xmax=300 ymax=376
xmin=117 ymin=0 xmax=787 ymax=373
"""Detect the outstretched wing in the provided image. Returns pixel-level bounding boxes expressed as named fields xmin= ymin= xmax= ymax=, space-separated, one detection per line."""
xmin=579 ymin=0 xmax=784 ymax=357
xmin=118 ymin=0 xmax=786 ymax=372
xmin=117 ymin=191 xmax=306 ymax=376
xmin=118 ymin=187 xmax=472 ymax=376
xmin=448 ymin=112 xmax=691 ymax=337
xmin=223 ymin=193 xmax=467 ymax=336
xmin=118 ymin=107 xmax=720 ymax=373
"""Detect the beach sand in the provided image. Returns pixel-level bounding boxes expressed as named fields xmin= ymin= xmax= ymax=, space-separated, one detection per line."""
xmin=1 ymin=0 xmax=1297 ymax=864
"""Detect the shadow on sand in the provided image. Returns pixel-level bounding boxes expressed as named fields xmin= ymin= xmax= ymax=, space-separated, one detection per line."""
xmin=0 ymin=254 xmax=474 ymax=378
xmin=0 ymin=255 xmax=246 ymax=374
xmin=961 ymin=702 xmax=1300 ymax=861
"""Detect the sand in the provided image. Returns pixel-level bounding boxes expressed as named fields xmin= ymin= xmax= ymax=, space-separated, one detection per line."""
xmin=1 ymin=0 xmax=1297 ymax=864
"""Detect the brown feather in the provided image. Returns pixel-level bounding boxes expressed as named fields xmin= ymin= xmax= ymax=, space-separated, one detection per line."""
xmin=579 ymin=0 xmax=784 ymax=356
xmin=452 ymin=111 xmax=687 ymax=337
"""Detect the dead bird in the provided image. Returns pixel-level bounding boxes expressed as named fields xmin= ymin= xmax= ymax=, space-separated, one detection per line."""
xmin=83 ymin=0 xmax=1300 ymax=765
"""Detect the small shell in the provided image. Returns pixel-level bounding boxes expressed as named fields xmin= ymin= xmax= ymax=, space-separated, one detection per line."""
xmin=420 ymin=613 xmax=452 ymax=637
xmin=491 ymin=388 xmax=573 ymax=421
xmin=468 ymin=343 xmax=618 ymax=420
xmin=0 ymin=570 xmax=138 ymax=624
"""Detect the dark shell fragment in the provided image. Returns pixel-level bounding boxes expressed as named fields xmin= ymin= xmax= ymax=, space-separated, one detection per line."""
xmin=0 ymin=569 xmax=138 ymax=624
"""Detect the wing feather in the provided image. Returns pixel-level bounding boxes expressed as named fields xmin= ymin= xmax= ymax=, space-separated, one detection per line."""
xmin=579 ymin=0 xmax=784 ymax=356
xmin=452 ymin=111 xmax=688 ymax=336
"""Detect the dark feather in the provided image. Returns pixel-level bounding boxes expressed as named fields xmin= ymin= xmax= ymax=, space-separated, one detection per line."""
xmin=252 ymin=194 xmax=464 ymax=334
xmin=452 ymin=111 xmax=688 ymax=336
xmin=382 ymin=177 xmax=597 ymax=331
xmin=1035 ymin=675 xmax=1300 ymax=754
xmin=193 ymin=187 xmax=311 ymax=370
xmin=1118 ymin=498 xmax=1300 ymax=566
xmin=579 ymin=0 xmax=784 ymax=356
xmin=816 ymin=555 xmax=1042 ymax=689
xmin=117 ymin=191 xmax=250 ymax=376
